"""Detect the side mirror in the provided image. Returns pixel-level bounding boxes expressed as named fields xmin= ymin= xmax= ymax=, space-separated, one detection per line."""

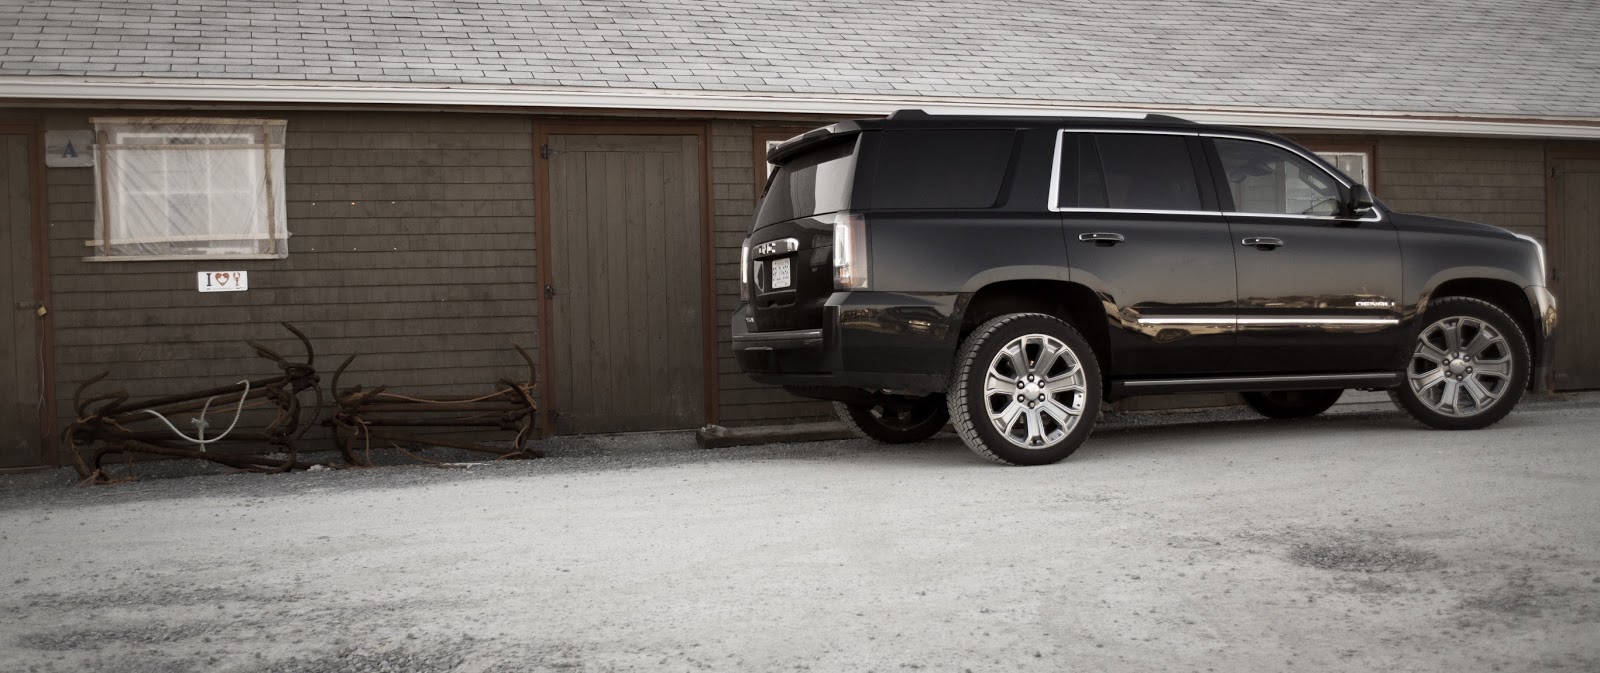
xmin=1338 ymin=184 xmax=1376 ymax=219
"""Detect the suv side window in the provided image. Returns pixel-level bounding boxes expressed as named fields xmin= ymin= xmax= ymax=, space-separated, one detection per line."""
xmin=1085 ymin=133 xmax=1205 ymax=211
xmin=871 ymin=129 xmax=1017 ymax=209
xmin=1213 ymin=138 xmax=1342 ymax=217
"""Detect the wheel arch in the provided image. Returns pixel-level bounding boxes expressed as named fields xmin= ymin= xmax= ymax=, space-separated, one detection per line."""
xmin=1421 ymin=277 xmax=1540 ymax=389
xmin=957 ymin=279 xmax=1112 ymax=378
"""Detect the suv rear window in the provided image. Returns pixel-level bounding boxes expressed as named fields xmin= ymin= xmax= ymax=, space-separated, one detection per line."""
xmin=871 ymin=129 xmax=1017 ymax=209
xmin=756 ymin=136 xmax=858 ymax=227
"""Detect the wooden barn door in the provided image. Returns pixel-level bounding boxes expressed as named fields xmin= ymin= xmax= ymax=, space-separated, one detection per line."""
xmin=1552 ymin=158 xmax=1600 ymax=390
xmin=539 ymin=131 xmax=707 ymax=433
xmin=1 ymin=131 xmax=43 ymax=468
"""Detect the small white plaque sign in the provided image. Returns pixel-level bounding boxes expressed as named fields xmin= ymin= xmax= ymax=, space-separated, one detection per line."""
xmin=45 ymin=130 xmax=95 ymax=168
xmin=198 ymin=271 xmax=248 ymax=292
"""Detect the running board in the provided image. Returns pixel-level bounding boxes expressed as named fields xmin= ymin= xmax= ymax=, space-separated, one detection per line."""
xmin=1108 ymin=372 xmax=1399 ymax=399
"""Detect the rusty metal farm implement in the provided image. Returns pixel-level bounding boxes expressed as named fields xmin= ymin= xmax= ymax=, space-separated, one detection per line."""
xmin=64 ymin=323 xmax=539 ymax=483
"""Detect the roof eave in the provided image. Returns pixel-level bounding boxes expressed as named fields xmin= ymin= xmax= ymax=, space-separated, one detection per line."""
xmin=2 ymin=77 xmax=1598 ymax=140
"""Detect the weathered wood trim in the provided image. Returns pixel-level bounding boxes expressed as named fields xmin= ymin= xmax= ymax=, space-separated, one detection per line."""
xmin=699 ymin=122 xmax=718 ymax=426
xmin=0 ymin=120 xmax=54 ymax=466
xmin=532 ymin=123 xmax=555 ymax=438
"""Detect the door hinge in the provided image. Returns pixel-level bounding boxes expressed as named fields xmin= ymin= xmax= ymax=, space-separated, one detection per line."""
xmin=540 ymin=144 xmax=561 ymax=160
xmin=544 ymin=284 xmax=557 ymax=299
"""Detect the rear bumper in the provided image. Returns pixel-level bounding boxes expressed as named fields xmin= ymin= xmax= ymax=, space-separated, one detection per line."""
xmin=1526 ymin=285 xmax=1558 ymax=392
xmin=732 ymin=291 xmax=960 ymax=396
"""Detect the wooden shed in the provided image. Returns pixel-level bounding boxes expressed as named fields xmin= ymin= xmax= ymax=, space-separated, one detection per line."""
xmin=2 ymin=0 xmax=1598 ymax=470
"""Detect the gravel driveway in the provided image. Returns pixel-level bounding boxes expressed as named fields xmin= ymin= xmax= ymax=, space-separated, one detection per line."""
xmin=2 ymin=398 xmax=1598 ymax=672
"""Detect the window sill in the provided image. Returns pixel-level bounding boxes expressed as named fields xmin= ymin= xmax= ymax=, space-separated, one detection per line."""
xmin=82 ymin=254 xmax=286 ymax=262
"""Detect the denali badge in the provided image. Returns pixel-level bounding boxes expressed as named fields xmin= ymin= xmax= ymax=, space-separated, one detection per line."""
xmin=1355 ymin=300 xmax=1395 ymax=308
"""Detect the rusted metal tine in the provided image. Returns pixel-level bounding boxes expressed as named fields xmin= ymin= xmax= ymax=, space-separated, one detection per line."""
xmin=66 ymin=322 xmax=321 ymax=482
xmin=329 ymin=345 xmax=539 ymax=466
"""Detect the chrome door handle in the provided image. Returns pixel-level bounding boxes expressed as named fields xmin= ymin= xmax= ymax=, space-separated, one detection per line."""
xmin=1241 ymin=237 xmax=1284 ymax=250
xmin=1079 ymin=232 xmax=1125 ymax=246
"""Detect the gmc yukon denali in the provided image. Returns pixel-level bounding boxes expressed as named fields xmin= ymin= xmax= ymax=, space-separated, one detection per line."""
xmin=733 ymin=111 xmax=1557 ymax=466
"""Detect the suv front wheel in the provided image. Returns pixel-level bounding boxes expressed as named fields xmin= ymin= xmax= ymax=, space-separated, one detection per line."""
xmin=948 ymin=313 xmax=1103 ymax=466
xmin=1390 ymin=297 xmax=1530 ymax=430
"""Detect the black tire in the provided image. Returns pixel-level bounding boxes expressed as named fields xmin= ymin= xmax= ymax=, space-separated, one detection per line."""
xmin=1389 ymin=296 xmax=1530 ymax=430
xmin=1242 ymin=389 xmax=1344 ymax=419
xmin=948 ymin=313 xmax=1102 ymax=466
xmin=833 ymin=397 xmax=949 ymax=444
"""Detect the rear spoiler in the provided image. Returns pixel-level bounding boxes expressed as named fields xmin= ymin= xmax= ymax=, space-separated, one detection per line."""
xmin=766 ymin=121 xmax=864 ymax=165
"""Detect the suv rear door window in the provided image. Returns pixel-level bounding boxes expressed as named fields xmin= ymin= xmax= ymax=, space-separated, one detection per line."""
xmin=757 ymin=136 xmax=858 ymax=227
xmin=871 ymin=129 xmax=1017 ymax=209
xmin=1086 ymin=133 xmax=1204 ymax=211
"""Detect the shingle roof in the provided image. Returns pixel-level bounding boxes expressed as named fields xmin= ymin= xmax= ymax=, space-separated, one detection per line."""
xmin=2 ymin=0 xmax=1597 ymax=119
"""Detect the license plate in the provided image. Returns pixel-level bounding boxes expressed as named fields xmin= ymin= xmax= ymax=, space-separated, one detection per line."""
xmin=771 ymin=257 xmax=792 ymax=289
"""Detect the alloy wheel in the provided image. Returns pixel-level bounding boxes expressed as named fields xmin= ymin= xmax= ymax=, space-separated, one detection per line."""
xmin=1406 ymin=316 xmax=1513 ymax=417
xmin=983 ymin=334 xmax=1087 ymax=449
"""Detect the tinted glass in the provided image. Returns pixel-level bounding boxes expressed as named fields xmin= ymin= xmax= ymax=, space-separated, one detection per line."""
xmin=1090 ymin=134 xmax=1203 ymax=211
xmin=756 ymin=136 xmax=858 ymax=227
xmin=1215 ymin=138 xmax=1342 ymax=216
xmin=872 ymin=129 xmax=1016 ymax=209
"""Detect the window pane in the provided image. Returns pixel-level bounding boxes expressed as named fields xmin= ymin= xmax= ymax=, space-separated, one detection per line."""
xmin=872 ymin=129 xmax=1016 ymax=209
xmin=1315 ymin=151 xmax=1368 ymax=185
xmin=1215 ymin=139 xmax=1342 ymax=216
xmin=95 ymin=119 xmax=286 ymax=258
xmin=1091 ymin=134 xmax=1202 ymax=211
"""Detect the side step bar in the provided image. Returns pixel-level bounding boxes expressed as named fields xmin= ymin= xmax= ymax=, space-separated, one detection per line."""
xmin=1108 ymin=372 xmax=1399 ymax=399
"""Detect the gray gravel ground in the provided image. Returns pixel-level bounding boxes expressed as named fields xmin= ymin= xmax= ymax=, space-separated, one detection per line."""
xmin=2 ymin=395 xmax=1598 ymax=672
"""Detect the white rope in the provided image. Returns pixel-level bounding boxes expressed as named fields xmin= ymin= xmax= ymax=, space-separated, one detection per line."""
xmin=140 ymin=380 xmax=251 ymax=451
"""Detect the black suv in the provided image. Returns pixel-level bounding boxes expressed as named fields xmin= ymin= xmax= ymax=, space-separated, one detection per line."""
xmin=734 ymin=111 xmax=1556 ymax=465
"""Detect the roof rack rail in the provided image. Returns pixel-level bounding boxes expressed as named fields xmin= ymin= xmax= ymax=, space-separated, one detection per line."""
xmin=887 ymin=108 xmax=1195 ymax=124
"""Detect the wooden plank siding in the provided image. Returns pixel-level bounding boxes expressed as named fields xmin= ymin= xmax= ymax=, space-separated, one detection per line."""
xmin=40 ymin=111 xmax=541 ymax=437
xmin=708 ymin=121 xmax=833 ymax=426
xmin=1374 ymin=137 xmax=1547 ymax=242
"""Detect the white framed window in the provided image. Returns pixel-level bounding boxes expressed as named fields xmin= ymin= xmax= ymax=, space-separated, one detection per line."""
xmin=1314 ymin=151 xmax=1370 ymax=186
xmin=89 ymin=117 xmax=287 ymax=260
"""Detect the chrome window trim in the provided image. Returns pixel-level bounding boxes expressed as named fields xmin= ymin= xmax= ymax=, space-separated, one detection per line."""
xmin=1135 ymin=316 xmax=1400 ymax=326
xmin=1048 ymin=128 xmax=1386 ymax=223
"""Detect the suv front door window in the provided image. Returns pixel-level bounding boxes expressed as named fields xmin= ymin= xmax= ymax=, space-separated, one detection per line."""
xmin=1215 ymin=138 xmax=1343 ymax=217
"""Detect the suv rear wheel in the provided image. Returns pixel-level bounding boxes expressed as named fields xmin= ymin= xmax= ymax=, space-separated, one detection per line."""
xmin=1242 ymin=389 xmax=1343 ymax=419
xmin=1389 ymin=297 xmax=1529 ymax=430
xmin=948 ymin=313 xmax=1102 ymax=466
xmin=834 ymin=397 xmax=948 ymax=444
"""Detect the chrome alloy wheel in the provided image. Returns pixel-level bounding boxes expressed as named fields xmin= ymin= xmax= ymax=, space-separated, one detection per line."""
xmin=1407 ymin=316 xmax=1513 ymax=417
xmin=983 ymin=333 xmax=1087 ymax=449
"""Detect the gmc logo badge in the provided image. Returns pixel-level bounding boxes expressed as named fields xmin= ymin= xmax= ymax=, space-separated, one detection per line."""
xmin=754 ymin=238 xmax=798 ymax=258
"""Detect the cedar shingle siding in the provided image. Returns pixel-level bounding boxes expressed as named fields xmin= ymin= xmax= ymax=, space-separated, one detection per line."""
xmin=1376 ymin=137 xmax=1547 ymax=242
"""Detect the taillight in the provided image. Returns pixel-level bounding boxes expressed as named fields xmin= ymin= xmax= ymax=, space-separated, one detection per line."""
xmin=740 ymin=238 xmax=751 ymax=301
xmin=833 ymin=211 xmax=868 ymax=290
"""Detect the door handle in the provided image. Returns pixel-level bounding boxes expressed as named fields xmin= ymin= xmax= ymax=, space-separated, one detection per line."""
xmin=1079 ymin=232 xmax=1125 ymax=246
xmin=1241 ymin=237 xmax=1284 ymax=250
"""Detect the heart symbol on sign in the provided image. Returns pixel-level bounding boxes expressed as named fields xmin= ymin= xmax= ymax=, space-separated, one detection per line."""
xmin=215 ymin=274 xmax=229 ymax=286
